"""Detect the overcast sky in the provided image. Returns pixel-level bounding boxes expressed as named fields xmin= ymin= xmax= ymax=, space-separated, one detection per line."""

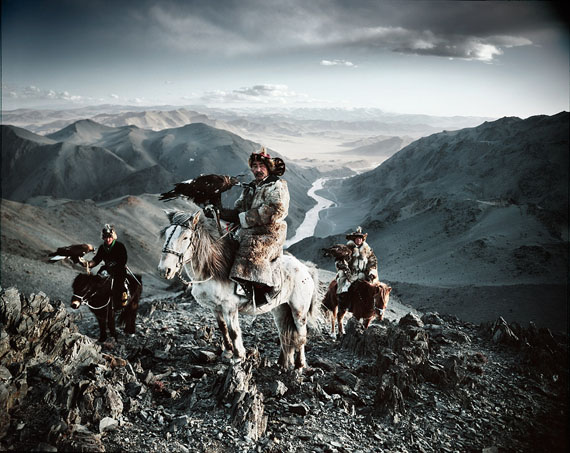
xmin=2 ymin=0 xmax=568 ymax=117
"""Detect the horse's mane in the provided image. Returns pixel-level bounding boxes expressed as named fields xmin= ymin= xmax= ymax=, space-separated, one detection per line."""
xmin=162 ymin=208 xmax=237 ymax=281
xmin=72 ymin=272 xmax=107 ymax=290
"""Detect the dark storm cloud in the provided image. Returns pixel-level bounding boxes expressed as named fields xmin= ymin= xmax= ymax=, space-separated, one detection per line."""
xmin=2 ymin=0 xmax=566 ymax=61
xmin=140 ymin=0 xmax=566 ymax=61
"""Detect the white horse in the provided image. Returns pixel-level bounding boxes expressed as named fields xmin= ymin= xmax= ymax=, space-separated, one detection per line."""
xmin=157 ymin=208 xmax=321 ymax=369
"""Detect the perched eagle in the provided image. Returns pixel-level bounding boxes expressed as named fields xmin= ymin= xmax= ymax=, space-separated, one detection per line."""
xmin=159 ymin=174 xmax=240 ymax=207
xmin=322 ymin=244 xmax=352 ymax=261
xmin=48 ymin=244 xmax=95 ymax=264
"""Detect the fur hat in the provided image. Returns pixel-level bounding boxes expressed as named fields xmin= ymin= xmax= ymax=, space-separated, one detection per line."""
xmin=346 ymin=226 xmax=367 ymax=241
xmin=101 ymin=224 xmax=117 ymax=240
xmin=248 ymin=147 xmax=286 ymax=176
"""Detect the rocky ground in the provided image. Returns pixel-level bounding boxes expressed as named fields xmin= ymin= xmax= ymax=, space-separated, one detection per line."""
xmin=0 ymin=286 xmax=568 ymax=453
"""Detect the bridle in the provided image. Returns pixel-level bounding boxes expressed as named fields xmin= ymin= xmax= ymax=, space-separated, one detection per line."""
xmin=72 ymin=276 xmax=112 ymax=310
xmin=161 ymin=221 xmax=212 ymax=287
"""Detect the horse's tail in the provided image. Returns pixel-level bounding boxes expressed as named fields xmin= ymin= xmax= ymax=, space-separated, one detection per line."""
xmin=305 ymin=261 xmax=325 ymax=329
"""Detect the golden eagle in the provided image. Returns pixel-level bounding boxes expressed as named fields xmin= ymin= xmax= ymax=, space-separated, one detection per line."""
xmin=48 ymin=244 xmax=95 ymax=264
xmin=159 ymin=174 xmax=240 ymax=208
xmin=322 ymin=244 xmax=352 ymax=261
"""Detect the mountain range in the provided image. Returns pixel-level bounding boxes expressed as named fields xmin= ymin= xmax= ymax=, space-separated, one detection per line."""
xmin=1 ymin=109 xmax=567 ymax=332
xmin=1 ymin=120 xmax=319 ymax=235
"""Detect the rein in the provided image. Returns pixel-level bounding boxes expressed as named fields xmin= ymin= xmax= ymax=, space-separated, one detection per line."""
xmin=73 ymin=278 xmax=112 ymax=310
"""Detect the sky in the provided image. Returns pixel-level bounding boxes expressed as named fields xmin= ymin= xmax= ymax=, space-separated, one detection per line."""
xmin=1 ymin=0 xmax=568 ymax=118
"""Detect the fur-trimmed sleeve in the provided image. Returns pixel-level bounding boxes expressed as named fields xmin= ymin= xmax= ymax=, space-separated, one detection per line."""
xmin=239 ymin=180 xmax=289 ymax=228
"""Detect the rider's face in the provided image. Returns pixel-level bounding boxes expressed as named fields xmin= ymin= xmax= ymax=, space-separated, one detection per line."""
xmin=251 ymin=161 xmax=269 ymax=182
xmin=103 ymin=236 xmax=113 ymax=246
xmin=354 ymin=237 xmax=363 ymax=246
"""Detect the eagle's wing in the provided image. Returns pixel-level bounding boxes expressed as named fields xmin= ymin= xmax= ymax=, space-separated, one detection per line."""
xmin=48 ymin=243 xmax=94 ymax=262
xmin=159 ymin=174 xmax=240 ymax=206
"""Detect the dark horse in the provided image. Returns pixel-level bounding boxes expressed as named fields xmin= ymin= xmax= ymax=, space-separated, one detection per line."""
xmin=322 ymin=279 xmax=392 ymax=337
xmin=70 ymin=273 xmax=142 ymax=342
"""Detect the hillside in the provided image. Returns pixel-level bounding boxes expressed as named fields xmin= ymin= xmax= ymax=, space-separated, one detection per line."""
xmin=290 ymin=113 xmax=569 ymax=332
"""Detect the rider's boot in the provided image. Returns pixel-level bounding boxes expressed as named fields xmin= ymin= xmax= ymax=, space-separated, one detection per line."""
xmin=121 ymin=281 xmax=129 ymax=307
xmin=253 ymin=284 xmax=270 ymax=308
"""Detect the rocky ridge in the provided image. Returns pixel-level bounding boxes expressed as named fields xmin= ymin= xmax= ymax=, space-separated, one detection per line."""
xmin=1 ymin=286 xmax=567 ymax=452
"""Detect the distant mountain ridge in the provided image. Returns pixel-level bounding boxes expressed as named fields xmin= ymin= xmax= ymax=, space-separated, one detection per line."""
xmin=1 ymin=120 xmax=319 ymax=235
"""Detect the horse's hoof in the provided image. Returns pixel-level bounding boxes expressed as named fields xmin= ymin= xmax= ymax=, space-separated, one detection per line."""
xmin=221 ymin=350 xmax=233 ymax=360
xmin=230 ymin=356 xmax=244 ymax=365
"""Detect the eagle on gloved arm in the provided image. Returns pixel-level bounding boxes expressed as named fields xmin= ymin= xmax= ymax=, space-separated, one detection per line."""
xmin=159 ymin=174 xmax=241 ymax=208
xmin=48 ymin=244 xmax=95 ymax=264
xmin=322 ymin=244 xmax=352 ymax=261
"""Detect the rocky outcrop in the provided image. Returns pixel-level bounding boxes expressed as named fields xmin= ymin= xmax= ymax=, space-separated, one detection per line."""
xmin=1 ymin=287 xmax=567 ymax=452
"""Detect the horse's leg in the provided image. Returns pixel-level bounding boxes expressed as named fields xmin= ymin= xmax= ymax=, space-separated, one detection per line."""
xmin=337 ymin=310 xmax=347 ymax=338
xmin=124 ymin=306 xmax=135 ymax=334
xmin=225 ymin=308 xmax=246 ymax=359
xmin=126 ymin=291 xmax=140 ymax=334
xmin=363 ymin=317 xmax=373 ymax=328
xmin=214 ymin=308 xmax=234 ymax=356
xmin=272 ymin=305 xmax=295 ymax=369
xmin=95 ymin=314 xmax=107 ymax=342
xmin=286 ymin=275 xmax=317 ymax=369
xmin=107 ymin=303 xmax=118 ymax=340
xmin=331 ymin=306 xmax=338 ymax=336
xmin=291 ymin=306 xmax=309 ymax=369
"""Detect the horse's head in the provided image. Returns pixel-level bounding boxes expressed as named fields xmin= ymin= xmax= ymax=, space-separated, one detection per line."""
xmin=70 ymin=274 xmax=108 ymax=309
xmin=373 ymin=282 xmax=392 ymax=320
xmin=158 ymin=209 xmax=201 ymax=280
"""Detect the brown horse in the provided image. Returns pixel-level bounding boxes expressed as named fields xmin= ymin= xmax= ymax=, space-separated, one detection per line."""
xmin=70 ymin=273 xmax=142 ymax=342
xmin=322 ymin=279 xmax=392 ymax=337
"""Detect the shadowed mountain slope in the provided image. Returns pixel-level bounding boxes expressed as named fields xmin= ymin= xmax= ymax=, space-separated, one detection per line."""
xmin=290 ymin=112 xmax=569 ymax=331
xmin=2 ymin=121 xmax=319 ymax=235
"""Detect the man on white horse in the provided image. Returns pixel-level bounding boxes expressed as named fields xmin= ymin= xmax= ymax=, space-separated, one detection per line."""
xmin=216 ymin=147 xmax=289 ymax=307
xmin=335 ymin=226 xmax=378 ymax=309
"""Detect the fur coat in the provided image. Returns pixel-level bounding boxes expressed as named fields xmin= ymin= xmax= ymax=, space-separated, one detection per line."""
xmin=229 ymin=175 xmax=289 ymax=288
xmin=335 ymin=240 xmax=378 ymax=293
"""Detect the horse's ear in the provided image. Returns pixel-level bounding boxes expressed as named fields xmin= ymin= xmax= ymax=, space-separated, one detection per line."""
xmin=192 ymin=210 xmax=201 ymax=227
xmin=387 ymin=286 xmax=392 ymax=293
xmin=164 ymin=209 xmax=175 ymax=222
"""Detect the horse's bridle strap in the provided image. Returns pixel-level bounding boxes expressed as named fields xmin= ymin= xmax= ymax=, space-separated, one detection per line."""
xmin=162 ymin=223 xmax=193 ymax=259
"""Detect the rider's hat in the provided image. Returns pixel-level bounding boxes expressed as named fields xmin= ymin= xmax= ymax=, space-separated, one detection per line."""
xmin=248 ymin=146 xmax=286 ymax=176
xmin=346 ymin=226 xmax=367 ymax=241
xmin=101 ymin=224 xmax=117 ymax=240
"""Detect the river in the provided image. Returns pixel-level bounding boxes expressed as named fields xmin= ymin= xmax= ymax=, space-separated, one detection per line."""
xmin=284 ymin=177 xmax=335 ymax=248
